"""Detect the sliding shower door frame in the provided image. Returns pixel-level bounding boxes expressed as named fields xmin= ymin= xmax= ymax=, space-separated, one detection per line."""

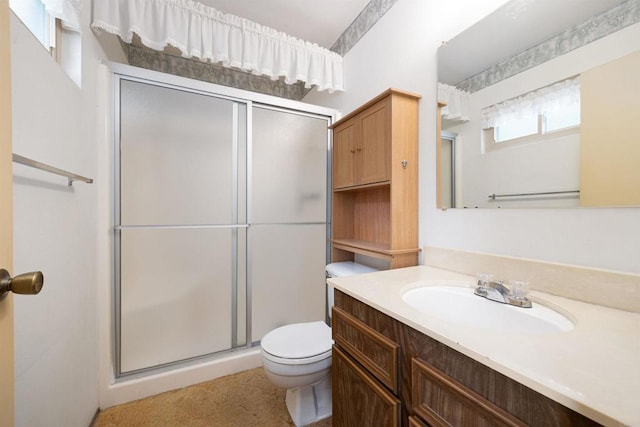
xmin=114 ymin=74 xmax=251 ymax=378
xmin=248 ymin=102 xmax=333 ymax=346
xmin=110 ymin=63 xmax=336 ymax=380
xmin=250 ymin=101 xmax=334 ymax=251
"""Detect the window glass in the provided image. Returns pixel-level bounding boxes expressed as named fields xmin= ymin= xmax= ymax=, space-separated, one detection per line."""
xmin=9 ymin=0 xmax=49 ymax=48
xmin=10 ymin=0 xmax=82 ymax=87
xmin=544 ymin=104 xmax=580 ymax=133
xmin=494 ymin=116 xmax=537 ymax=142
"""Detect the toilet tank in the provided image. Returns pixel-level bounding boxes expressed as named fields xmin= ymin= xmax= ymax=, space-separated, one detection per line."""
xmin=325 ymin=262 xmax=379 ymax=318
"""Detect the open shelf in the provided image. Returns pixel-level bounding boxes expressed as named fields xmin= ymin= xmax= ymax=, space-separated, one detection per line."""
xmin=332 ymin=185 xmax=391 ymax=246
xmin=332 ymin=238 xmax=420 ymax=261
xmin=333 ymin=180 xmax=391 ymax=193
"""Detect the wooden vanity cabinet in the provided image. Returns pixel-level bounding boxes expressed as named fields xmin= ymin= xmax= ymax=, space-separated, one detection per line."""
xmin=333 ymin=289 xmax=602 ymax=427
xmin=331 ymin=89 xmax=420 ymax=268
xmin=332 ymin=305 xmax=401 ymax=427
xmin=333 ymin=346 xmax=400 ymax=427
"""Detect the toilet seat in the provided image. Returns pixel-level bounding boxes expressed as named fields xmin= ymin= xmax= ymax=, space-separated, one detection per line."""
xmin=261 ymin=321 xmax=333 ymax=365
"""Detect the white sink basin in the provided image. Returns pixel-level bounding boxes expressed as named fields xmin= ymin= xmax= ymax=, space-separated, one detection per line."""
xmin=402 ymin=283 xmax=574 ymax=334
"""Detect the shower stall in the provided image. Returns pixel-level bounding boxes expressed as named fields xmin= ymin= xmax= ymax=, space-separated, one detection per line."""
xmin=112 ymin=66 xmax=334 ymax=377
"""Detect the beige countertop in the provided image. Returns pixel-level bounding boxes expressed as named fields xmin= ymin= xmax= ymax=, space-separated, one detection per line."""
xmin=328 ymin=265 xmax=640 ymax=427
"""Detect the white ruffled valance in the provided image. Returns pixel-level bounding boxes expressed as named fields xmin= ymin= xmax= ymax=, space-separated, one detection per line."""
xmin=91 ymin=0 xmax=344 ymax=93
xmin=481 ymin=76 xmax=580 ymax=128
xmin=41 ymin=0 xmax=81 ymax=31
xmin=438 ymin=83 xmax=470 ymax=122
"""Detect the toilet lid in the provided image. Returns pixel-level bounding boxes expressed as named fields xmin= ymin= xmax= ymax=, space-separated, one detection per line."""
xmin=261 ymin=321 xmax=333 ymax=360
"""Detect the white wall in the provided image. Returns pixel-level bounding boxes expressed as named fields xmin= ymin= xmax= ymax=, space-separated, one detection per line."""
xmin=304 ymin=0 xmax=640 ymax=274
xmin=10 ymin=0 xmax=125 ymax=424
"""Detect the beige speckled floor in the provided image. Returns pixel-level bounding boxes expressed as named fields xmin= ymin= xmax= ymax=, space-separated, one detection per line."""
xmin=93 ymin=368 xmax=332 ymax=427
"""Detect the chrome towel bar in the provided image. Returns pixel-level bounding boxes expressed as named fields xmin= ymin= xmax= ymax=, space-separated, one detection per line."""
xmin=488 ymin=190 xmax=579 ymax=200
xmin=13 ymin=154 xmax=93 ymax=186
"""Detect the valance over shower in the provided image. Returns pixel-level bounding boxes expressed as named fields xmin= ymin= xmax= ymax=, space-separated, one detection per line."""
xmin=91 ymin=0 xmax=344 ymax=93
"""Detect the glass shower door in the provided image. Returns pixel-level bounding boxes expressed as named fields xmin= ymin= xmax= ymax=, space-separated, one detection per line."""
xmin=250 ymin=106 xmax=329 ymax=341
xmin=117 ymin=79 xmax=247 ymax=374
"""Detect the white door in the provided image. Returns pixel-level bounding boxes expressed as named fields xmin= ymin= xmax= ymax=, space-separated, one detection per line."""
xmin=0 ymin=0 xmax=15 ymax=425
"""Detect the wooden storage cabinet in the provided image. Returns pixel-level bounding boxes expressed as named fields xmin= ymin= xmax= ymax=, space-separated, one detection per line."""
xmin=333 ymin=346 xmax=400 ymax=427
xmin=331 ymin=89 xmax=420 ymax=268
xmin=332 ymin=306 xmax=401 ymax=427
xmin=333 ymin=290 xmax=602 ymax=427
xmin=333 ymin=98 xmax=391 ymax=189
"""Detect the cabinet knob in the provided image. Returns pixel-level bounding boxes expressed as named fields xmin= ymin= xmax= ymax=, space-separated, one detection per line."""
xmin=357 ymin=147 xmax=362 ymax=152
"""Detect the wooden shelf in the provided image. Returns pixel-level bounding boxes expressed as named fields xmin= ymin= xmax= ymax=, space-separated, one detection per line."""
xmin=333 ymin=180 xmax=391 ymax=193
xmin=332 ymin=238 xmax=420 ymax=261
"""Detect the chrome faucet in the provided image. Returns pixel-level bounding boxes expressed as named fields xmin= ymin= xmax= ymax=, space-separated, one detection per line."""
xmin=474 ymin=279 xmax=532 ymax=308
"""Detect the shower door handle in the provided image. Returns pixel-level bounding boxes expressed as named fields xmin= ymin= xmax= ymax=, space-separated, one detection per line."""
xmin=0 ymin=269 xmax=44 ymax=297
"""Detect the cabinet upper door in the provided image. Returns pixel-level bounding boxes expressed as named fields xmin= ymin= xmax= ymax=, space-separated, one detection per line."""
xmin=333 ymin=119 xmax=358 ymax=189
xmin=358 ymin=99 xmax=391 ymax=185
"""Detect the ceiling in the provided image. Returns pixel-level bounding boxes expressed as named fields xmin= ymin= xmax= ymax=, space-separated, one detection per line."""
xmin=194 ymin=0 xmax=372 ymax=49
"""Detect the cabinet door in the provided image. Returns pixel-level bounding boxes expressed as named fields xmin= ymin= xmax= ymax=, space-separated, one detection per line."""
xmin=412 ymin=358 xmax=527 ymax=427
xmin=333 ymin=119 xmax=358 ymax=189
xmin=358 ymin=99 xmax=391 ymax=185
xmin=333 ymin=346 xmax=400 ymax=427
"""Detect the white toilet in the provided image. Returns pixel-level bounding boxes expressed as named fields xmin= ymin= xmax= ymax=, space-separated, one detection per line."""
xmin=260 ymin=261 xmax=379 ymax=426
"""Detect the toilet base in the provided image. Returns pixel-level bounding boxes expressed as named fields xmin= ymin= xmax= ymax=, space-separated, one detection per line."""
xmin=285 ymin=374 xmax=332 ymax=426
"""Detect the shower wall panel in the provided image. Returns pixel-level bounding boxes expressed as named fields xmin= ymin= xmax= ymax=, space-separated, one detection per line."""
xmin=120 ymin=80 xmax=235 ymax=225
xmin=251 ymin=107 xmax=328 ymax=224
xmin=120 ymin=228 xmax=234 ymax=373
xmin=250 ymin=224 xmax=327 ymax=340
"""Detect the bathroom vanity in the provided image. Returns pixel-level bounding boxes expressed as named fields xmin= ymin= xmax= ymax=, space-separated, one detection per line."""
xmin=329 ymin=266 xmax=639 ymax=426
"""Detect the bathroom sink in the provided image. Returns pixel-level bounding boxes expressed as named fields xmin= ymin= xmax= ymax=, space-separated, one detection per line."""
xmin=402 ymin=283 xmax=574 ymax=334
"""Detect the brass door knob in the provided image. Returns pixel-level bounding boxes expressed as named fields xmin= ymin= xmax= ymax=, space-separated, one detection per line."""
xmin=0 ymin=269 xmax=44 ymax=297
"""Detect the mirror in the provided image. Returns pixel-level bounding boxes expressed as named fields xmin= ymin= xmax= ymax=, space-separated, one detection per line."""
xmin=437 ymin=0 xmax=640 ymax=208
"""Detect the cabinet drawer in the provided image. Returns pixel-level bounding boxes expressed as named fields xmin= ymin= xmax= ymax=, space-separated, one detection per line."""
xmin=411 ymin=358 xmax=526 ymax=427
xmin=332 ymin=306 xmax=399 ymax=393
xmin=333 ymin=345 xmax=400 ymax=427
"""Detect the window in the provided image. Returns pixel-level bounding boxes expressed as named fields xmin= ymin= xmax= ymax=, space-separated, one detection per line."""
xmin=9 ymin=0 xmax=51 ymax=49
xmin=482 ymin=77 xmax=580 ymax=149
xmin=9 ymin=0 xmax=81 ymax=86
xmin=544 ymin=104 xmax=580 ymax=133
xmin=493 ymin=115 xmax=538 ymax=142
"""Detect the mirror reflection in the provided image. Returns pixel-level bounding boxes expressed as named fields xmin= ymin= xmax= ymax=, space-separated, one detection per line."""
xmin=437 ymin=0 xmax=640 ymax=208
